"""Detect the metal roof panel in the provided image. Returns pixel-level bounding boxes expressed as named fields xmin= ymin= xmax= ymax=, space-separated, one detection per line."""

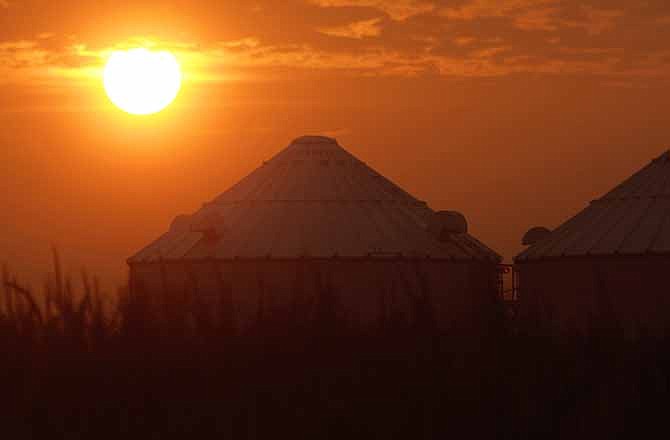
xmin=517 ymin=150 xmax=670 ymax=261
xmin=130 ymin=137 xmax=500 ymax=263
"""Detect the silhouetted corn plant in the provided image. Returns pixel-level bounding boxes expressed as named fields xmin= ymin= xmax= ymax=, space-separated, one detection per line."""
xmin=2 ymin=253 xmax=670 ymax=439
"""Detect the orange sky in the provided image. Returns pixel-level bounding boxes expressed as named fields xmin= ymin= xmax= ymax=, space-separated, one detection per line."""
xmin=2 ymin=0 xmax=670 ymax=288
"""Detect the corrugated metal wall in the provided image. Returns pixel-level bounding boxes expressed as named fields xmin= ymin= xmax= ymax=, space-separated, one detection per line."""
xmin=517 ymin=257 xmax=670 ymax=335
xmin=130 ymin=259 xmax=500 ymax=332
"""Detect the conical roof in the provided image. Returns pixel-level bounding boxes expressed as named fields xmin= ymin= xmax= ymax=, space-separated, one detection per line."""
xmin=516 ymin=150 xmax=670 ymax=262
xmin=129 ymin=136 xmax=500 ymax=263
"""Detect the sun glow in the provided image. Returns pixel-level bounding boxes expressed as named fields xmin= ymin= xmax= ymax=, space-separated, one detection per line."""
xmin=103 ymin=48 xmax=181 ymax=115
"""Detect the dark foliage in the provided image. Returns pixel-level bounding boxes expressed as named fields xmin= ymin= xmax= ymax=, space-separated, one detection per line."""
xmin=1 ymin=253 xmax=669 ymax=439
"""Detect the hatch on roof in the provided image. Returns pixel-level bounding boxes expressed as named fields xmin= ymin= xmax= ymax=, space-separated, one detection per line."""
xmin=522 ymin=226 xmax=551 ymax=246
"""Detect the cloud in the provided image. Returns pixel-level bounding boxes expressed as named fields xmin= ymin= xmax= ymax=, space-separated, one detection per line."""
xmin=317 ymin=17 xmax=383 ymax=38
xmin=210 ymin=41 xmax=428 ymax=75
xmin=440 ymin=1 xmax=622 ymax=35
xmin=440 ymin=0 xmax=557 ymax=21
xmin=0 ymin=39 xmax=105 ymax=85
xmin=0 ymin=0 xmax=670 ymax=84
xmin=560 ymin=5 xmax=624 ymax=36
xmin=453 ymin=36 xmax=476 ymax=46
xmin=513 ymin=7 xmax=560 ymax=31
xmin=0 ymin=40 xmax=48 ymax=69
xmin=309 ymin=0 xmax=435 ymax=20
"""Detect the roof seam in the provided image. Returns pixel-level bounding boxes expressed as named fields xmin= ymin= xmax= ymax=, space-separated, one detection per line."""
xmin=518 ymin=150 xmax=670 ymax=261
xmin=131 ymin=137 xmax=499 ymax=262
xmin=647 ymin=198 xmax=670 ymax=253
xmin=530 ymin=204 xmax=602 ymax=258
xmin=559 ymin=200 xmax=623 ymax=256
xmin=587 ymin=198 xmax=646 ymax=254
xmin=616 ymin=197 xmax=657 ymax=254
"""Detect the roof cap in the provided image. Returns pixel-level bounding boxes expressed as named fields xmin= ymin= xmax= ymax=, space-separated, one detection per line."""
xmin=292 ymin=135 xmax=337 ymax=145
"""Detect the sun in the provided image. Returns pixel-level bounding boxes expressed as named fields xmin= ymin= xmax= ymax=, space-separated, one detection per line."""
xmin=103 ymin=48 xmax=182 ymax=115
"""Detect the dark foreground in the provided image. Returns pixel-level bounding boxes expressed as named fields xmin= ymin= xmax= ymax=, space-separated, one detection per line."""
xmin=1 ymin=262 xmax=669 ymax=439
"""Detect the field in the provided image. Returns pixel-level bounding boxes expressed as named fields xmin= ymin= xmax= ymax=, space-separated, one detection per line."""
xmin=1 ymin=252 xmax=669 ymax=439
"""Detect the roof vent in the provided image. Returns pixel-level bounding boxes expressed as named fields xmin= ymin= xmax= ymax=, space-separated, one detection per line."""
xmin=428 ymin=211 xmax=468 ymax=241
xmin=192 ymin=211 xmax=225 ymax=241
xmin=522 ymin=226 xmax=551 ymax=246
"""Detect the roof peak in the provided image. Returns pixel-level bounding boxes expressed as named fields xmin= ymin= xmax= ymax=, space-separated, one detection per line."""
xmin=291 ymin=135 xmax=338 ymax=145
xmin=211 ymin=135 xmax=422 ymax=204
